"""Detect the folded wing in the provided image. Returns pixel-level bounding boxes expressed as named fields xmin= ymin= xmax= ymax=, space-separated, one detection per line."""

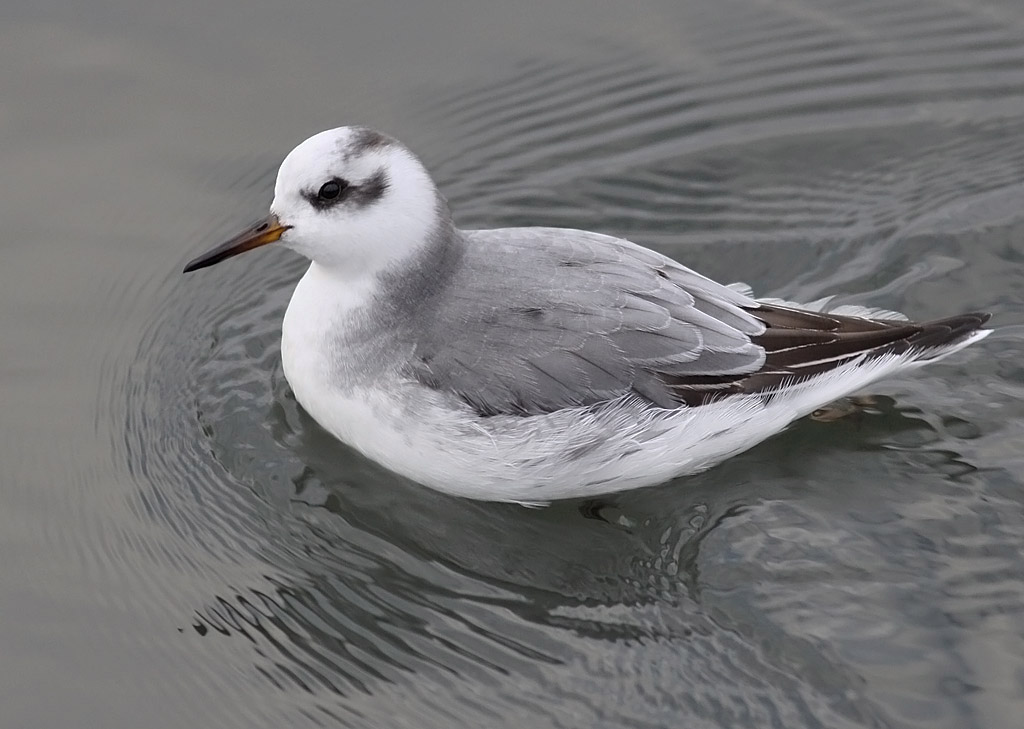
xmin=403 ymin=228 xmax=988 ymax=416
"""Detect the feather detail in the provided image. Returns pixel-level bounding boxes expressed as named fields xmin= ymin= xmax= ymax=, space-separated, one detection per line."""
xmin=390 ymin=228 xmax=989 ymax=416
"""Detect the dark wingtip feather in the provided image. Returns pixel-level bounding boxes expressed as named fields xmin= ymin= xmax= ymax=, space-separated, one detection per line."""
xmin=909 ymin=312 xmax=991 ymax=349
xmin=668 ymin=308 xmax=991 ymax=406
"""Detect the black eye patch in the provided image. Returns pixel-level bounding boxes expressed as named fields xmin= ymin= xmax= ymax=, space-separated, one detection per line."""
xmin=304 ymin=177 xmax=350 ymax=210
xmin=302 ymin=170 xmax=390 ymax=212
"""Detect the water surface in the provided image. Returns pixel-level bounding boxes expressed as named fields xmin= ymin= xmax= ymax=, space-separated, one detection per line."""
xmin=4 ymin=0 xmax=1024 ymax=727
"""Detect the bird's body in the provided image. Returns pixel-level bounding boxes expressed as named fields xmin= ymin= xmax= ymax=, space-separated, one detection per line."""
xmin=184 ymin=126 xmax=991 ymax=503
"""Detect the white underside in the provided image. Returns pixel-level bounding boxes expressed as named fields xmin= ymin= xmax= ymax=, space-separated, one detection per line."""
xmin=282 ymin=265 xmax=989 ymax=503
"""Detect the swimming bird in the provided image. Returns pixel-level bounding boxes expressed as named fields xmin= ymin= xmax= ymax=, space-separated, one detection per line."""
xmin=183 ymin=126 xmax=991 ymax=503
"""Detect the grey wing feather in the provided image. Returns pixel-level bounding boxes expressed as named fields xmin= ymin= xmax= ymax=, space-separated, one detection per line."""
xmin=406 ymin=228 xmax=766 ymax=415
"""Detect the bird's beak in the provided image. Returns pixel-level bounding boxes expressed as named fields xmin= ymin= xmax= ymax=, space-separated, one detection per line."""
xmin=183 ymin=213 xmax=292 ymax=273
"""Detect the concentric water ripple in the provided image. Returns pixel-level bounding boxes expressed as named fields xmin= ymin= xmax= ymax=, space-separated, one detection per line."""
xmin=94 ymin=2 xmax=1024 ymax=726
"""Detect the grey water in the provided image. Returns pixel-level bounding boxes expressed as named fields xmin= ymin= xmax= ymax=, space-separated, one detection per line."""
xmin=4 ymin=0 xmax=1024 ymax=727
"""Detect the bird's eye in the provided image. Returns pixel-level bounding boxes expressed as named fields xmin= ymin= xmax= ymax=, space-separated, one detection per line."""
xmin=318 ymin=178 xmax=347 ymax=201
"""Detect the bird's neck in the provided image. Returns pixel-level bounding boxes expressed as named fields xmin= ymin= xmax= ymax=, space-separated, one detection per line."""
xmin=286 ymin=206 xmax=464 ymax=345
xmin=373 ymin=213 xmax=465 ymax=321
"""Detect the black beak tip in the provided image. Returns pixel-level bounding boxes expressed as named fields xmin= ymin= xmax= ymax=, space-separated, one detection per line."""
xmin=182 ymin=257 xmax=210 ymax=274
xmin=182 ymin=246 xmax=235 ymax=274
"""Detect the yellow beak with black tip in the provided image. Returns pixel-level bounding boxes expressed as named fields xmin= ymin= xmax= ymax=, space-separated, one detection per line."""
xmin=183 ymin=214 xmax=292 ymax=273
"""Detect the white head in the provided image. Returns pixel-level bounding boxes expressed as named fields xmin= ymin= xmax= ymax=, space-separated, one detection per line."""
xmin=183 ymin=127 xmax=445 ymax=279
